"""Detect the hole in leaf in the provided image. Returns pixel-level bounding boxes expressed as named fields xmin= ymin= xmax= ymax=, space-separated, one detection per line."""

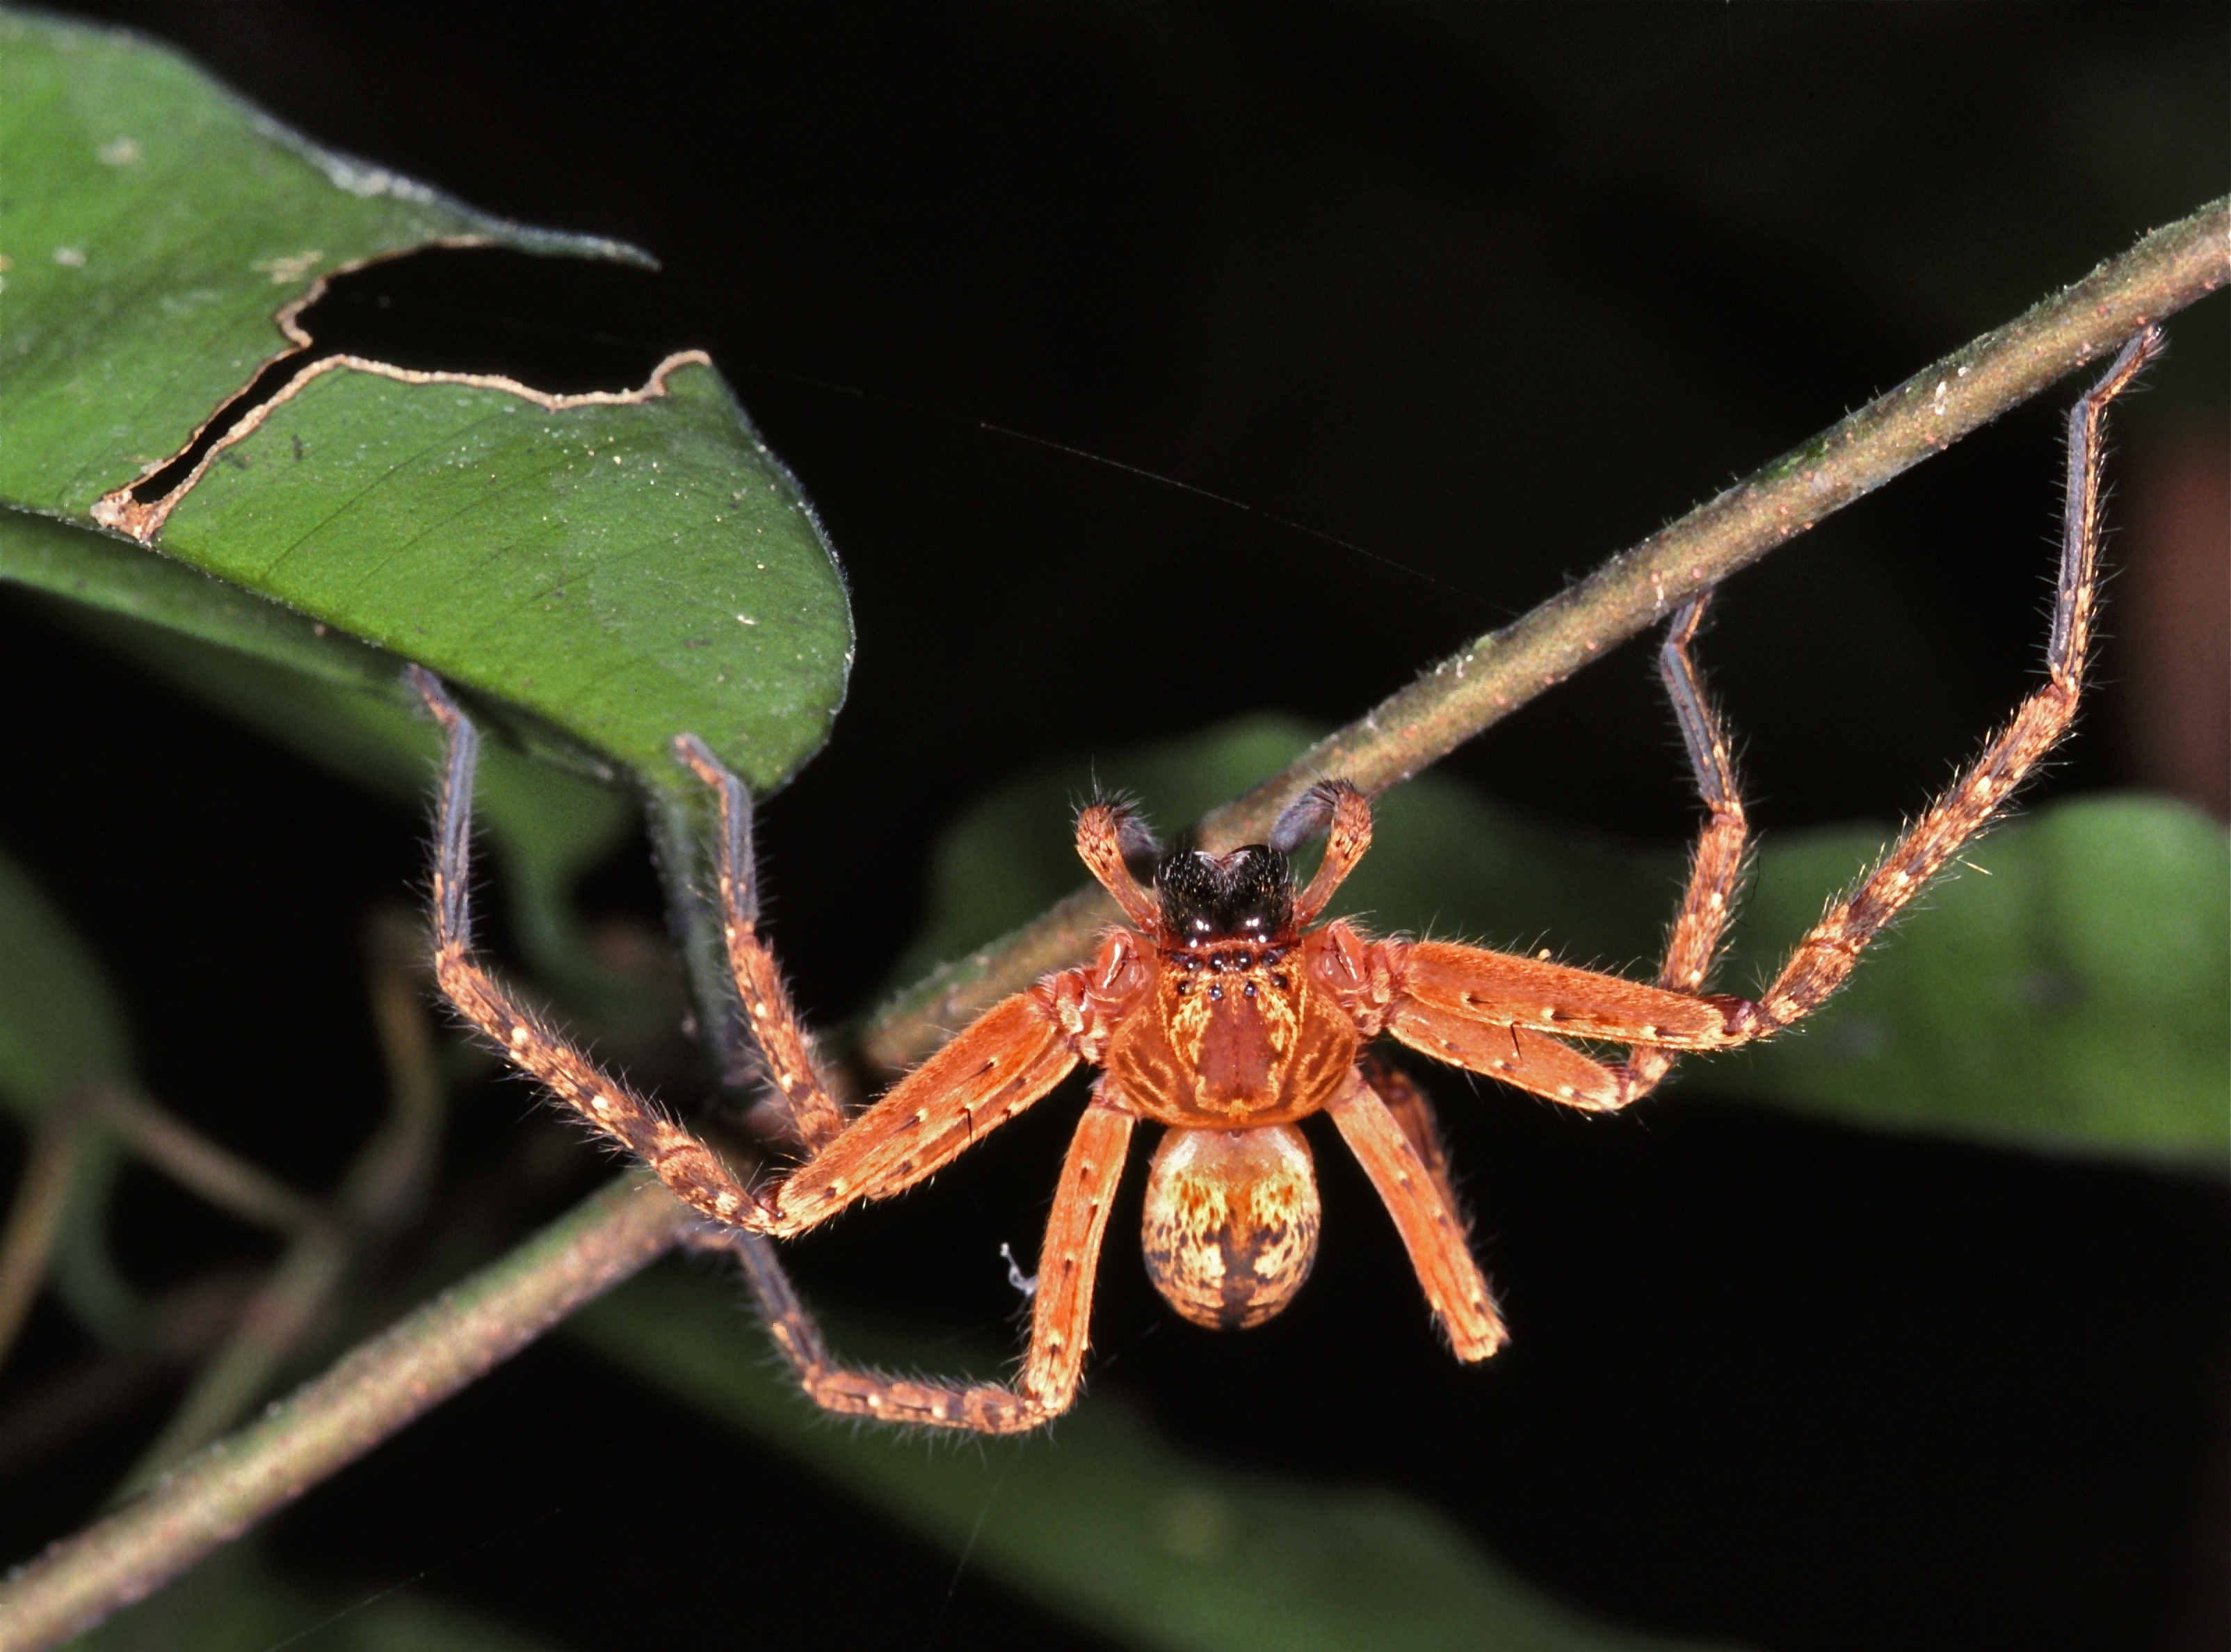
xmin=131 ymin=245 xmax=686 ymax=503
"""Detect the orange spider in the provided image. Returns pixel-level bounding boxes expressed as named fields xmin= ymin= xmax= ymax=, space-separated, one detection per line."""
xmin=409 ymin=327 xmax=2157 ymax=1434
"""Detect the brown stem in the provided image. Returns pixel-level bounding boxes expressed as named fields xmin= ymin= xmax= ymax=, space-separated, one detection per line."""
xmin=0 ymin=1175 xmax=691 ymax=1651
xmin=2 ymin=197 xmax=2223 ymax=1648
xmin=0 ymin=1275 xmax=258 ymax=1481
xmin=0 ymin=1108 xmax=86 ymax=1370
xmin=860 ymin=195 xmax=2230 ymax=1071
xmin=87 ymin=1086 xmax=323 ymax=1236
xmin=108 ymin=914 xmax=451 ymax=1491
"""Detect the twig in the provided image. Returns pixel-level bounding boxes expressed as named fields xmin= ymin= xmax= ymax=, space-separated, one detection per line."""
xmin=1 ymin=197 xmax=2222 ymax=1650
xmin=0 ymin=1174 xmax=691 ymax=1651
xmin=857 ymin=196 xmax=2228 ymax=1071
xmin=0 ymin=1276 xmax=256 ymax=1481
xmin=87 ymin=1087 xmax=322 ymax=1236
xmin=109 ymin=914 xmax=449 ymax=1491
xmin=0 ymin=1108 xmax=86 ymax=1370
xmin=0 ymin=1086 xmax=321 ymax=1364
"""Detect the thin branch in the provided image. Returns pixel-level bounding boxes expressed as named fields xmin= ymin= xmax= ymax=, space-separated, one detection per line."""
xmin=2 ymin=198 xmax=2223 ymax=1649
xmin=0 ymin=1277 xmax=255 ymax=1481
xmin=110 ymin=1233 xmax=353 ymax=1500
xmin=859 ymin=195 xmax=2230 ymax=1071
xmin=111 ymin=914 xmax=449 ymax=1491
xmin=88 ymin=1086 xmax=323 ymax=1236
xmin=0 ymin=1108 xmax=86 ymax=1370
xmin=0 ymin=1174 xmax=691 ymax=1651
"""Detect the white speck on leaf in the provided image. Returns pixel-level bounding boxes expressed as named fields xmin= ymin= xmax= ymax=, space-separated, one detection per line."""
xmin=252 ymin=250 xmax=323 ymax=284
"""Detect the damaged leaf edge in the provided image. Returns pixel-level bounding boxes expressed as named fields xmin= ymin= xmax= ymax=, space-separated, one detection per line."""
xmin=90 ymin=240 xmax=711 ymax=541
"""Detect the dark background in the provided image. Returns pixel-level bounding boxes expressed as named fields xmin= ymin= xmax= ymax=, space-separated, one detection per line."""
xmin=2 ymin=6 xmax=2226 ymax=1650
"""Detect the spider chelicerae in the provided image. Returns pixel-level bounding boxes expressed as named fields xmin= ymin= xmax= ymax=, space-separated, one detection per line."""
xmin=408 ymin=327 xmax=2157 ymax=1434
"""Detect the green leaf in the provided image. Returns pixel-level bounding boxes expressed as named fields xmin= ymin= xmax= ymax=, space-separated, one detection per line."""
xmin=0 ymin=842 xmax=145 ymax=1341
xmin=572 ymin=1267 xmax=1735 ymax=1652
xmin=0 ymin=10 xmax=587 ymax=517
xmin=901 ymin=717 xmax=2229 ymax=1169
xmin=0 ymin=844 xmax=131 ymax=1119
xmin=0 ymin=12 xmax=851 ymax=795
xmin=143 ymin=361 xmax=851 ymax=797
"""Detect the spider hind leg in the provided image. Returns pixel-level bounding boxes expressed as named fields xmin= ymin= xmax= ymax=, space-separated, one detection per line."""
xmin=702 ymin=1096 xmax=1135 ymax=1433
xmin=1330 ymin=1065 xmax=1506 ymax=1361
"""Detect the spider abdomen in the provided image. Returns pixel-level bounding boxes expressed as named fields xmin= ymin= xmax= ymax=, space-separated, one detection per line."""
xmin=1140 ymin=1124 xmax=1321 ymax=1331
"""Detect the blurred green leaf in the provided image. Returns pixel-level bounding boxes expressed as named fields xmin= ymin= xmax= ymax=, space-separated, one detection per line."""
xmin=0 ymin=844 xmax=130 ymax=1121
xmin=0 ymin=843 xmax=142 ymax=1341
xmin=0 ymin=12 xmax=851 ymax=795
xmin=573 ymin=1266 xmax=1736 ymax=1652
xmin=79 ymin=1538 xmax=564 ymax=1652
xmin=1703 ymin=796 xmax=2229 ymax=1163
xmin=901 ymin=717 xmax=2229 ymax=1168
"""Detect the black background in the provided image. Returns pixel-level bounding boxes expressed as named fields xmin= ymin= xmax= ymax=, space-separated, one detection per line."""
xmin=2 ymin=6 xmax=2226 ymax=1650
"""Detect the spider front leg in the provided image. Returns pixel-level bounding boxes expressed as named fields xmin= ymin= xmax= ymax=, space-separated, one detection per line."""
xmin=416 ymin=672 xmax=1133 ymax=1432
xmin=1376 ymin=325 xmax=2161 ymax=1110
xmin=1369 ymin=592 xmax=1751 ymax=1114
xmin=1610 ymin=589 xmax=1750 ymax=1103
xmin=670 ymin=727 xmax=1116 ymax=1238
xmin=409 ymin=667 xmax=760 ymax=1228
xmin=672 ymin=734 xmax=848 ymax=1153
xmin=1733 ymin=326 xmax=2163 ymax=1037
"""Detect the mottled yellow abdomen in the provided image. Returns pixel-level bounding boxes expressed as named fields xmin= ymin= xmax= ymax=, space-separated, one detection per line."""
xmin=1140 ymin=1124 xmax=1321 ymax=1330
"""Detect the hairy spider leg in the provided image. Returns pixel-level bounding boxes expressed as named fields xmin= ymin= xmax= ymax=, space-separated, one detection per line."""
xmin=408 ymin=668 xmax=763 ymax=1228
xmin=706 ymin=1094 xmax=1137 ymax=1432
xmin=1360 ymin=1054 xmax=1465 ymax=1222
xmin=670 ymin=730 xmax=1108 ymax=1235
xmin=1380 ymin=594 xmax=1747 ymax=1111
xmin=417 ymin=672 xmax=1144 ymax=1429
xmin=1736 ymin=325 xmax=2163 ymax=1035
xmin=672 ymin=735 xmax=848 ymax=1153
xmin=1372 ymin=324 xmax=2162 ymax=1107
xmin=1606 ymin=591 xmax=1752 ymax=1102
xmin=751 ymin=989 xmax=1084 ymax=1233
xmin=1328 ymin=1068 xmax=1506 ymax=1359
xmin=415 ymin=671 xmax=1088 ymax=1233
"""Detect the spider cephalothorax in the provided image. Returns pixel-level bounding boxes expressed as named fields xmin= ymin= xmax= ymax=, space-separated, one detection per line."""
xmin=412 ymin=329 xmax=2158 ymax=1434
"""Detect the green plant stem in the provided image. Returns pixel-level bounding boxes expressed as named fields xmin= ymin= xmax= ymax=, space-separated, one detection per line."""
xmin=109 ymin=916 xmax=451 ymax=1493
xmin=0 ymin=1174 xmax=691 ymax=1652
xmin=860 ymin=196 xmax=2228 ymax=1071
xmin=88 ymin=1086 xmax=322 ymax=1235
xmin=0 ymin=1108 xmax=83 ymax=1372
xmin=1 ymin=197 xmax=2223 ymax=1649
